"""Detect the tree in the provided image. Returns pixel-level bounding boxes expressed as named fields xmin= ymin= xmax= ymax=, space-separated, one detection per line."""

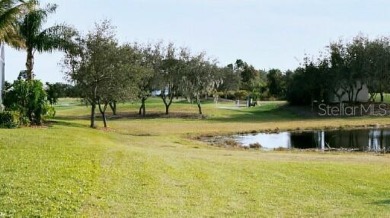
xmin=181 ymin=52 xmax=222 ymax=115
xmin=365 ymin=37 xmax=390 ymax=102
xmin=234 ymin=59 xmax=260 ymax=92
xmin=45 ymin=82 xmax=59 ymax=105
xmin=327 ymin=41 xmax=349 ymax=102
xmin=44 ymin=82 xmax=80 ymax=98
xmin=286 ymin=57 xmax=331 ymax=105
xmin=346 ymin=36 xmax=369 ymax=102
xmin=150 ymin=43 xmax=185 ymax=115
xmin=0 ymin=0 xmax=35 ymax=47
xmin=16 ymin=2 xmax=76 ymax=80
xmin=266 ymin=68 xmax=285 ymax=98
xmin=218 ymin=65 xmax=240 ymax=99
xmin=328 ymin=36 xmax=370 ymax=103
xmin=131 ymin=44 xmax=151 ymax=116
xmin=63 ymin=21 xmax=139 ymax=128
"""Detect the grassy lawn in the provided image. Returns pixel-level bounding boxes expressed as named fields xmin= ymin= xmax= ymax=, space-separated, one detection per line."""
xmin=1 ymin=98 xmax=390 ymax=217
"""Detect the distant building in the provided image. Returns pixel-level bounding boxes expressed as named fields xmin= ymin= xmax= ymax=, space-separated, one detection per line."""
xmin=330 ymin=81 xmax=369 ymax=103
xmin=0 ymin=44 xmax=4 ymax=109
xmin=151 ymin=89 xmax=169 ymax=97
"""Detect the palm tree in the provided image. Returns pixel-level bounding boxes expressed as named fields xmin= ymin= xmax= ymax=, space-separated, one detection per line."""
xmin=0 ymin=0 xmax=35 ymax=48
xmin=16 ymin=2 xmax=76 ymax=80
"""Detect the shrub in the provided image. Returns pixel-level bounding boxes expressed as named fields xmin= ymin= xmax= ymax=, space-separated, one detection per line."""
xmin=218 ymin=91 xmax=236 ymax=100
xmin=249 ymin=142 xmax=262 ymax=149
xmin=234 ymin=90 xmax=248 ymax=100
xmin=224 ymin=139 xmax=240 ymax=147
xmin=0 ymin=111 xmax=18 ymax=128
xmin=3 ymin=79 xmax=51 ymax=125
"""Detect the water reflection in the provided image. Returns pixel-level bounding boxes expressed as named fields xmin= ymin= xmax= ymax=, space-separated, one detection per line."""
xmin=236 ymin=128 xmax=390 ymax=151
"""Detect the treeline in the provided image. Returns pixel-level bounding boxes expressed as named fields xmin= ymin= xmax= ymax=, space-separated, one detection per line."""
xmin=285 ymin=35 xmax=390 ymax=105
xmin=61 ymin=21 xmax=292 ymax=127
xmin=0 ymin=0 xmax=287 ymax=128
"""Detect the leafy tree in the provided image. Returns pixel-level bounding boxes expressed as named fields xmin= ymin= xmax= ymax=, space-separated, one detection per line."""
xmin=149 ymin=43 xmax=186 ymax=115
xmin=129 ymin=43 xmax=157 ymax=117
xmin=181 ymin=52 xmax=222 ymax=115
xmin=218 ymin=65 xmax=240 ymax=99
xmin=63 ymin=21 xmax=138 ymax=128
xmin=286 ymin=57 xmax=331 ymax=105
xmin=234 ymin=59 xmax=260 ymax=92
xmin=365 ymin=37 xmax=390 ymax=102
xmin=45 ymin=82 xmax=61 ymax=105
xmin=345 ymin=36 xmax=369 ymax=102
xmin=266 ymin=68 xmax=285 ymax=98
xmin=16 ymin=2 xmax=76 ymax=80
xmin=328 ymin=41 xmax=349 ymax=102
xmin=328 ymin=36 xmax=370 ymax=103
xmin=0 ymin=0 xmax=35 ymax=47
xmin=44 ymin=82 xmax=80 ymax=98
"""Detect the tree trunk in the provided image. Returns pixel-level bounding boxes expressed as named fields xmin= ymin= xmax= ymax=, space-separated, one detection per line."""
xmin=354 ymin=88 xmax=363 ymax=103
xmin=197 ymin=96 xmax=202 ymax=115
xmin=381 ymin=92 xmax=384 ymax=102
xmin=348 ymin=85 xmax=353 ymax=103
xmin=161 ymin=94 xmax=173 ymax=115
xmin=102 ymin=111 xmax=107 ymax=128
xmin=332 ymin=88 xmax=343 ymax=103
xmin=109 ymin=101 xmax=117 ymax=115
xmin=90 ymin=103 xmax=96 ymax=128
xmin=165 ymin=104 xmax=170 ymax=115
xmin=142 ymin=99 xmax=146 ymax=116
xmin=26 ymin=48 xmax=34 ymax=80
xmin=139 ymin=97 xmax=146 ymax=117
xmin=98 ymin=101 xmax=108 ymax=128
xmin=369 ymin=92 xmax=377 ymax=102
xmin=353 ymin=82 xmax=364 ymax=103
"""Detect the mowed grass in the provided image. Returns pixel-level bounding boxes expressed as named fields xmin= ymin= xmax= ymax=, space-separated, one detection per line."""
xmin=1 ymin=98 xmax=390 ymax=217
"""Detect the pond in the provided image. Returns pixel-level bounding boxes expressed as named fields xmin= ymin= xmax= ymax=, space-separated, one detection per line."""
xmin=236 ymin=128 xmax=390 ymax=151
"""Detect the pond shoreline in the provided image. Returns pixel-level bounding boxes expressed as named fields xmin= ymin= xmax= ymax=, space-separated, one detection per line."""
xmin=197 ymin=123 xmax=390 ymax=153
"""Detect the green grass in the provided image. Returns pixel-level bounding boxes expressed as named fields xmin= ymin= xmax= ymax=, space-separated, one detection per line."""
xmin=2 ymin=98 xmax=390 ymax=217
xmin=374 ymin=93 xmax=390 ymax=103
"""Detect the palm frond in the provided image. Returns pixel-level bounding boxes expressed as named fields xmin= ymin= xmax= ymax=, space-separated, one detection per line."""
xmin=0 ymin=0 xmax=36 ymax=45
xmin=34 ymin=24 xmax=77 ymax=52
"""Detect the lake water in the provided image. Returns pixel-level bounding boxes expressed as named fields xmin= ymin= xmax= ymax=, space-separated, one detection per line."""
xmin=236 ymin=128 xmax=390 ymax=151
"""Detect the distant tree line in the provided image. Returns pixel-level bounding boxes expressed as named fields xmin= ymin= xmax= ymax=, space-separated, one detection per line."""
xmin=285 ymin=35 xmax=390 ymax=105
xmin=62 ymin=20 xmax=313 ymax=127
xmin=0 ymin=0 xmax=290 ymax=128
xmin=62 ymin=21 xmax=226 ymax=127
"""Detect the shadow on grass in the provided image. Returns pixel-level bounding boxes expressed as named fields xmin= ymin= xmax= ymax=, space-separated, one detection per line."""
xmin=372 ymin=200 xmax=390 ymax=205
xmin=208 ymin=104 xmax=317 ymax=123
xmin=53 ymin=104 xmax=318 ymax=124
xmin=47 ymin=120 xmax=90 ymax=129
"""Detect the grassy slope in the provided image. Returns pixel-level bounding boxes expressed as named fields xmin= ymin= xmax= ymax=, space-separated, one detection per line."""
xmin=1 ymin=98 xmax=390 ymax=217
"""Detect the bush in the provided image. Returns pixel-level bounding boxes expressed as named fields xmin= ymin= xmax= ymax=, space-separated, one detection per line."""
xmin=3 ymin=79 xmax=50 ymax=125
xmin=0 ymin=111 xmax=18 ymax=128
xmin=219 ymin=91 xmax=236 ymax=100
xmin=234 ymin=90 xmax=249 ymax=100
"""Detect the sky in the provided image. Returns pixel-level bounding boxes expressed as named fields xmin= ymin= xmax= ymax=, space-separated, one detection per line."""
xmin=5 ymin=0 xmax=390 ymax=83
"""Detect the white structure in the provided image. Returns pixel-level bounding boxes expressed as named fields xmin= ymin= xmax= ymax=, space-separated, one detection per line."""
xmin=330 ymin=81 xmax=369 ymax=103
xmin=0 ymin=44 xmax=4 ymax=110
